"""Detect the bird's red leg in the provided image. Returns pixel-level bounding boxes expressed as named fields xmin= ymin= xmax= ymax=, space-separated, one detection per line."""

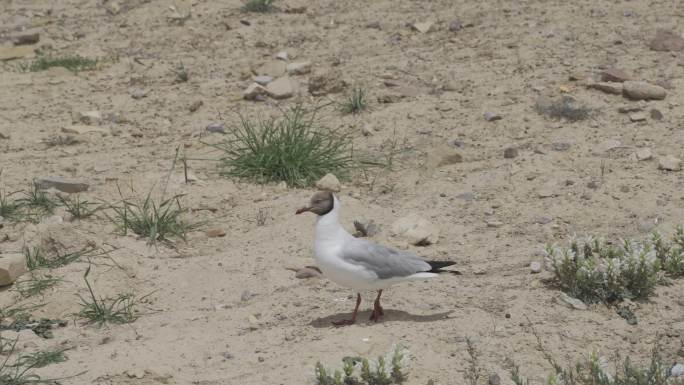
xmin=333 ymin=293 xmax=361 ymax=326
xmin=370 ymin=290 xmax=384 ymax=322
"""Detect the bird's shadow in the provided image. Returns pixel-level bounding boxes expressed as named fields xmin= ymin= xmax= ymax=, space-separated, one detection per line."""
xmin=309 ymin=309 xmax=454 ymax=328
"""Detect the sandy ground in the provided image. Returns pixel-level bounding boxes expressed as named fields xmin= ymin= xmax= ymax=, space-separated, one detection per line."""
xmin=1 ymin=0 xmax=683 ymax=384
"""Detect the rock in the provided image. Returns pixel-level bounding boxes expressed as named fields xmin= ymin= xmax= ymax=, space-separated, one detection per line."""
xmin=448 ymin=19 xmax=463 ymax=32
xmin=77 ymin=111 xmax=102 ymax=125
xmin=275 ymin=51 xmax=289 ymax=61
xmin=206 ymin=122 xmax=226 ymax=134
xmin=35 ymin=177 xmax=89 ymax=193
xmin=503 ymin=147 xmax=518 ymax=159
xmin=11 ymin=31 xmax=40 ymax=46
xmin=286 ymin=61 xmax=312 ymax=75
xmin=0 ymin=45 xmax=35 ymax=60
xmin=391 ymin=214 xmax=439 ymax=246
xmin=206 ymin=228 xmax=227 ymax=238
xmin=308 ymin=70 xmax=348 ymax=96
xmin=484 ymin=111 xmax=502 ymax=121
xmin=266 ymin=77 xmax=295 ymax=99
xmin=411 ymin=21 xmax=435 ymax=33
xmin=486 ymin=220 xmax=504 ymax=228
xmin=131 ymin=89 xmax=147 ymax=99
xmin=635 ymin=148 xmax=653 ymax=161
xmin=559 ymin=292 xmax=587 ymax=310
xmin=537 ymin=182 xmax=558 ymax=198
xmin=650 ymin=108 xmax=663 ymax=120
xmin=366 ymin=21 xmax=381 ymax=29
xmin=125 ymin=369 xmax=146 ymax=379
xmin=353 ymin=220 xmax=379 ymax=237
xmin=649 ymin=29 xmax=684 ymax=52
xmin=629 ymin=112 xmax=647 ymax=122
xmin=61 ymin=125 xmax=108 ymax=135
xmin=438 ymin=152 xmax=463 ymax=166
xmin=601 ymin=68 xmax=632 ymax=82
xmin=314 ymin=173 xmax=341 ymax=192
xmin=0 ymin=253 xmax=27 ymax=286
xmin=530 ymin=261 xmax=542 ymax=274
xmin=254 ymin=61 xmax=287 ymax=77
xmin=622 ymin=81 xmax=667 ymax=100
xmin=0 ymin=131 xmax=9 ymax=139
xmin=456 ymin=192 xmax=474 ymax=201
xmin=658 ymin=155 xmax=681 ymax=171
xmin=552 ymin=142 xmax=570 ymax=151
xmin=589 ymin=82 xmax=623 ymax=95
xmin=221 ymin=352 xmax=234 ymax=360
xmin=253 ymin=75 xmax=273 ymax=85
xmin=295 ymin=267 xmax=322 ymax=279
xmin=672 ymin=363 xmax=684 ymax=377
xmin=243 ymin=83 xmax=268 ymax=101
xmin=188 ymin=100 xmax=203 ymax=112
xmin=488 ymin=373 xmax=501 ymax=385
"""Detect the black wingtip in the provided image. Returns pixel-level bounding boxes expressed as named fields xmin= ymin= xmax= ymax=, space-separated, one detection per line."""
xmin=427 ymin=260 xmax=458 ymax=274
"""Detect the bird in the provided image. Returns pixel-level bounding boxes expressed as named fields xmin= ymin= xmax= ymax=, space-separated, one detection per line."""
xmin=296 ymin=191 xmax=456 ymax=326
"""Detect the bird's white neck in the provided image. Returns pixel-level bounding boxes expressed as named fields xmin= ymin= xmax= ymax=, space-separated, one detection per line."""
xmin=315 ymin=194 xmax=350 ymax=244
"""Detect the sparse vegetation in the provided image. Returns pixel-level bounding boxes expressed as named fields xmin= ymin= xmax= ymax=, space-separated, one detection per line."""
xmin=17 ymin=183 xmax=56 ymax=217
xmin=43 ymin=135 xmax=80 ymax=147
xmin=0 ymin=335 xmax=63 ymax=385
xmin=340 ymin=87 xmax=368 ymax=114
xmin=12 ymin=347 xmax=71 ymax=369
xmin=464 ymin=338 xmax=483 ymax=385
xmin=107 ymin=189 xmax=199 ymax=246
xmin=212 ymin=104 xmax=354 ymax=187
xmin=76 ymin=265 xmax=140 ymax=326
xmin=0 ymin=190 xmax=23 ymax=222
xmin=24 ymin=245 xmax=100 ymax=270
xmin=543 ymin=229 xmax=684 ymax=303
xmin=173 ymin=61 xmax=189 ymax=83
xmin=13 ymin=273 xmax=62 ymax=298
xmin=536 ymin=95 xmax=591 ymax=122
xmin=509 ymin=342 xmax=682 ymax=385
xmin=242 ymin=0 xmax=274 ymax=13
xmin=17 ymin=54 xmax=99 ymax=73
xmin=315 ymin=346 xmax=408 ymax=385
xmin=57 ymin=194 xmax=101 ymax=220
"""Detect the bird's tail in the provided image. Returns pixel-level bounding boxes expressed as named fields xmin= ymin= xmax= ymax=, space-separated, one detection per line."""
xmin=427 ymin=260 xmax=459 ymax=275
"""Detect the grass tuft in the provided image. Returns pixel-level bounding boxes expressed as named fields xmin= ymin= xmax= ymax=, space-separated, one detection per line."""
xmin=212 ymin=104 xmax=354 ymax=187
xmin=315 ymin=345 xmax=409 ymax=385
xmin=0 ymin=190 xmax=23 ymax=222
xmin=13 ymin=273 xmax=62 ymax=298
xmin=536 ymin=95 xmax=591 ymax=122
xmin=76 ymin=265 xmax=140 ymax=326
xmin=242 ymin=0 xmax=274 ymax=13
xmin=173 ymin=61 xmax=189 ymax=83
xmin=340 ymin=87 xmax=368 ymax=114
xmin=57 ymin=194 xmax=101 ymax=220
xmin=24 ymin=245 xmax=100 ymax=270
xmin=17 ymin=55 xmax=99 ymax=73
xmin=0 ymin=335 xmax=71 ymax=385
xmin=17 ymin=183 xmax=56 ymax=217
xmin=107 ymin=189 xmax=199 ymax=246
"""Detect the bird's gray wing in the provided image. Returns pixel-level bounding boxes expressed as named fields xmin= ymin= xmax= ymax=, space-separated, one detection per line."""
xmin=340 ymin=238 xmax=431 ymax=279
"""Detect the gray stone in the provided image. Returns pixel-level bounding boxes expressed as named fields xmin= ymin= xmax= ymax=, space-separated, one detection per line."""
xmin=456 ymin=192 xmax=474 ymax=201
xmin=412 ymin=21 xmax=435 ymax=33
xmin=590 ymin=82 xmax=623 ymax=95
xmin=315 ymin=173 xmax=341 ymax=192
xmin=552 ymin=142 xmax=570 ymax=151
xmin=649 ymin=29 xmax=684 ymax=51
xmin=601 ymin=68 xmax=632 ymax=82
xmin=206 ymin=122 xmax=226 ymax=134
xmin=253 ymin=75 xmax=273 ymax=85
xmin=391 ymin=214 xmax=439 ymax=246
xmin=35 ymin=177 xmax=89 ymax=193
xmin=672 ymin=363 xmax=684 ymax=377
xmin=484 ymin=111 xmax=502 ymax=121
xmin=243 ymin=83 xmax=268 ymax=101
xmin=559 ymin=292 xmax=587 ymax=310
xmin=623 ymin=81 xmax=667 ymax=100
xmin=366 ymin=21 xmax=381 ymax=29
xmin=448 ymin=19 xmax=463 ymax=32
xmin=266 ymin=77 xmax=295 ymax=99
xmin=255 ymin=61 xmax=287 ymax=77
xmin=222 ymin=352 xmax=235 ymax=359
xmin=503 ymin=147 xmax=518 ymax=159
xmin=131 ymin=89 xmax=147 ymax=99
xmin=629 ymin=112 xmax=647 ymax=122
xmin=0 ymin=253 xmax=27 ymax=286
xmin=650 ymin=109 xmax=663 ymax=120
xmin=286 ymin=61 xmax=312 ymax=75
xmin=530 ymin=261 xmax=542 ymax=273
xmin=635 ymin=148 xmax=653 ymax=161
xmin=658 ymin=155 xmax=681 ymax=171
xmin=295 ymin=267 xmax=322 ymax=279
xmin=488 ymin=373 xmax=501 ymax=385
xmin=486 ymin=220 xmax=504 ymax=228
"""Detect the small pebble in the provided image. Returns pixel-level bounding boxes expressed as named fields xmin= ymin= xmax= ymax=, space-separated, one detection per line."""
xmin=222 ymin=352 xmax=234 ymax=360
xmin=530 ymin=261 xmax=542 ymax=273
xmin=484 ymin=111 xmax=502 ymax=121
xmin=489 ymin=373 xmax=501 ymax=385
xmin=552 ymin=142 xmax=570 ymax=151
xmin=503 ymin=147 xmax=518 ymax=159
xmin=650 ymin=108 xmax=663 ymax=120
xmin=206 ymin=122 xmax=226 ymax=134
xmin=448 ymin=19 xmax=463 ymax=32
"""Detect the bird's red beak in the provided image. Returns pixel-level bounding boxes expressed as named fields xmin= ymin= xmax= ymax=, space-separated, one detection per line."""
xmin=295 ymin=206 xmax=311 ymax=215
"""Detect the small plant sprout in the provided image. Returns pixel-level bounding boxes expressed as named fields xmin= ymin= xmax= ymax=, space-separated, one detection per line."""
xmin=173 ymin=61 xmax=189 ymax=83
xmin=243 ymin=0 xmax=274 ymax=13
xmin=315 ymin=345 xmax=409 ymax=385
xmin=211 ymin=104 xmax=354 ymax=187
xmin=76 ymin=264 xmax=141 ymax=326
xmin=535 ymin=95 xmax=591 ymax=122
xmin=340 ymin=87 xmax=368 ymax=114
xmin=18 ymin=182 xmax=56 ymax=216
xmin=0 ymin=335 xmax=72 ymax=384
xmin=13 ymin=273 xmax=62 ymax=298
xmin=57 ymin=194 xmax=101 ymax=220
xmin=17 ymin=54 xmax=99 ymax=73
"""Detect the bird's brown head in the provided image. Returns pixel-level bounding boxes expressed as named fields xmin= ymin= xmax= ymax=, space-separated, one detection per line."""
xmin=296 ymin=191 xmax=334 ymax=216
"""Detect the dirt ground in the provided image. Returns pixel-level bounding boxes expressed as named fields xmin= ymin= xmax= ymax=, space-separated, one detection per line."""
xmin=1 ymin=0 xmax=683 ymax=384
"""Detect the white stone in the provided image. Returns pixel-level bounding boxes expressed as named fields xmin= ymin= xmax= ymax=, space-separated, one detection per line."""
xmin=635 ymin=148 xmax=653 ymax=161
xmin=658 ymin=155 xmax=681 ymax=171
xmin=78 ymin=110 xmax=102 ymax=125
xmin=243 ymin=83 xmax=268 ymax=100
xmin=266 ymin=77 xmax=295 ymax=99
xmin=672 ymin=363 xmax=684 ymax=377
xmin=0 ymin=253 xmax=27 ymax=286
xmin=530 ymin=261 xmax=542 ymax=273
xmin=276 ymin=51 xmax=289 ymax=61
xmin=253 ymin=75 xmax=273 ymax=85
xmin=286 ymin=61 xmax=312 ymax=75
xmin=412 ymin=21 xmax=435 ymax=33
xmin=391 ymin=214 xmax=440 ymax=246
xmin=559 ymin=292 xmax=587 ymax=310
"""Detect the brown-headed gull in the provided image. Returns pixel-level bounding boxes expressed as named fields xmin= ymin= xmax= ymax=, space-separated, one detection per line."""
xmin=296 ymin=191 xmax=456 ymax=326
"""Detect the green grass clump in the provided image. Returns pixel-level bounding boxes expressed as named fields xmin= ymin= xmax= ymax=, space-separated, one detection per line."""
xmin=545 ymin=228 xmax=684 ymax=304
xmin=173 ymin=61 xmax=188 ymax=83
xmin=13 ymin=273 xmax=62 ymax=298
xmin=17 ymin=55 xmax=99 ymax=73
xmin=17 ymin=183 xmax=56 ymax=217
xmin=107 ymin=190 xmax=198 ymax=246
xmin=76 ymin=265 xmax=140 ymax=326
xmin=536 ymin=95 xmax=591 ymax=122
xmin=57 ymin=194 xmax=101 ymax=220
xmin=340 ymin=87 xmax=368 ymax=114
xmin=12 ymin=347 xmax=71 ymax=369
xmin=315 ymin=346 xmax=408 ymax=385
xmin=0 ymin=335 xmax=69 ymax=385
xmin=509 ymin=343 xmax=682 ymax=385
xmin=0 ymin=190 xmax=23 ymax=222
xmin=213 ymin=104 xmax=354 ymax=187
xmin=242 ymin=0 xmax=274 ymax=13
xmin=24 ymin=245 xmax=99 ymax=270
